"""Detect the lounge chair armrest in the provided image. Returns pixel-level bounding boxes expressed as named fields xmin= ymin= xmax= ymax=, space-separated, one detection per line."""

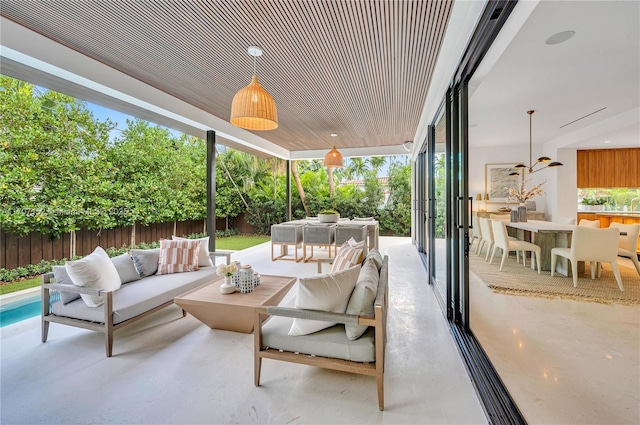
xmin=42 ymin=283 xmax=104 ymax=296
xmin=209 ymin=251 xmax=232 ymax=265
xmin=317 ymin=258 xmax=334 ymax=273
xmin=265 ymin=306 xmax=362 ymax=326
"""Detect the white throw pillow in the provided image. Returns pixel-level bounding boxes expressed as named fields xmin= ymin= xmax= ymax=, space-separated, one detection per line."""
xmin=172 ymin=236 xmax=212 ymax=267
xmin=65 ymin=247 xmax=122 ymax=307
xmin=288 ymin=265 xmax=361 ymax=336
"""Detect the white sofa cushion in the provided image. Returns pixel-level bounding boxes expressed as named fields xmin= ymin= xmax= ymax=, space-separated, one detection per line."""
xmin=52 ymin=267 xmax=217 ymax=324
xmin=65 ymin=247 xmax=121 ymax=307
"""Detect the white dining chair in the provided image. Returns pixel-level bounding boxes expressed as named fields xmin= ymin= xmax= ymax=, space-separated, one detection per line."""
xmin=609 ymin=222 xmax=640 ymax=276
xmin=477 ymin=217 xmax=493 ymax=260
xmin=551 ymin=226 xmax=624 ymax=291
xmin=489 ymin=220 xmax=541 ymax=274
xmin=578 ymin=219 xmax=601 ymax=228
xmin=470 ymin=215 xmax=481 ymax=253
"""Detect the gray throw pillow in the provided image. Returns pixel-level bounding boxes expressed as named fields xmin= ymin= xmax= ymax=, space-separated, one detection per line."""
xmin=364 ymin=248 xmax=383 ymax=271
xmin=52 ymin=265 xmax=81 ymax=305
xmin=345 ymin=260 xmax=379 ymax=340
xmin=130 ymin=248 xmax=160 ymax=277
xmin=110 ymin=252 xmax=141 ymax=284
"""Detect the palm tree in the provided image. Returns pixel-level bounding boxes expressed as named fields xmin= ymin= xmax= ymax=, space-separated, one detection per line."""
xmin=291 ymin=160 xmax=310 ymax=216
xmin=369 ymin=156 xmax=387 ymax=176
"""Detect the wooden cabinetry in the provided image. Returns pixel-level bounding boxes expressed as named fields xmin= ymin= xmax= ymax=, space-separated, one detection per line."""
xmin=614 ymin=148 xmax=640 ymax=187
xmin=577 ymin=148 xmax=640 ymax=188
xmin=576 ymin=150 xmax=590 ymax=188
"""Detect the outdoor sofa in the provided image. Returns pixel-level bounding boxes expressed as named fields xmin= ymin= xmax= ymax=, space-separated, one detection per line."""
xmin=41 ymin=241 xmax=230 ymax=357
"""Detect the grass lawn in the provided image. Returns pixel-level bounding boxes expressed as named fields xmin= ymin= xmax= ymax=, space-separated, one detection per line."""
xmin=215 ymin=235 xmax=270 ymax=250
xmin=0 ymin=235 xmax=270 ymax=296
xmin=0 ymin=276 xmax=41 ymax=295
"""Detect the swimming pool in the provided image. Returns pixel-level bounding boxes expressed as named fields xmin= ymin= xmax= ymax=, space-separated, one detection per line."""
xmin=0 ymin=294 xmax=41 ymax=327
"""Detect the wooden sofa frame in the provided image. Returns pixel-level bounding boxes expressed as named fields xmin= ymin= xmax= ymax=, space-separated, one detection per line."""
xmin=254 ymin=256 xmax=388 ymax=410
xmin=41 ymin=251 xmax=231 ymax=357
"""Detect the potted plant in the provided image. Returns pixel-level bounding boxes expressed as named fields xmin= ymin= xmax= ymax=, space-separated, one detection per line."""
xmin=317 ymin=209 xmax=340 ymax=223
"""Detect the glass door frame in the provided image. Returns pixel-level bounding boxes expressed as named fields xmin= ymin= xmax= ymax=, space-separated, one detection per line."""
xmin=414 ymin=1 xmax=526 ymax=422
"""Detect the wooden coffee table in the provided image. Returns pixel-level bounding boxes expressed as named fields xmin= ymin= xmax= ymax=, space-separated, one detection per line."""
xmin=174 ymin=274 xmax=296 ymax=333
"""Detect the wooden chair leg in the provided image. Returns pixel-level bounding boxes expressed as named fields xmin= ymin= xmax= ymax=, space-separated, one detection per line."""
xmin=42 ymin=320 xmax=49 ymax=343
xmin=255 ymin=356 xmax=262 ymax=387
xmin=377 ymin=372 xmax=384 ymax=411
xmin=106 ymin=331 xmax=113 ymax=357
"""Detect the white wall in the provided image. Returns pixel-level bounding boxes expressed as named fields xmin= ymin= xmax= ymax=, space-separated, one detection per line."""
xmin=469 ymin=144 xmax=549 ymax=214
xmin=548 ymin=148 xmax=577 ymax=222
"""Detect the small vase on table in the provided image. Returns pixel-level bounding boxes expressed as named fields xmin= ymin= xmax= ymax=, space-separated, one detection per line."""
xmin=517 ymin=203 xmax=528 ymax=222
xmin=220 ymin=276 xmax=236 ymax=294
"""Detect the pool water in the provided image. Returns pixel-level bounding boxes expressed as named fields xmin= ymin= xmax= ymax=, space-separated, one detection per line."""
xmin=0 ymin=295 xmax=41 ymax=327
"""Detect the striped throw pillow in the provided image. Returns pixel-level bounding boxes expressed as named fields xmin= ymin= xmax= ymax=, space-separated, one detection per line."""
xmin=157 ymin=239 xmax=200 ymax=275
xmin=331 ymin=240 xmax=364 ymax=273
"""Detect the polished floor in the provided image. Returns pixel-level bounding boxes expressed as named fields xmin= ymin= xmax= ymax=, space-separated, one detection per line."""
xmin=470 ymin=252 xmax=640 ymax=424
xmin=0 ymin=237 xmax=486 ymax=424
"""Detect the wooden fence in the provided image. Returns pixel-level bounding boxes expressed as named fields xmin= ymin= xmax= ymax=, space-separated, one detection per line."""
xmin=0 ymin=214 xmax=255 ymax=270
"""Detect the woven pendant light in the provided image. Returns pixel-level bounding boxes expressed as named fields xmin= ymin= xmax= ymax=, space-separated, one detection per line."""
xmin=323 ymin=146 xmax=343 ymax=168
xmin=230 ymin=46 xmax=278 ymax=131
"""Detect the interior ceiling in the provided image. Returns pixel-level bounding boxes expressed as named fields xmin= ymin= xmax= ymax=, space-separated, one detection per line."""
xmin=0 ymin=0 xmax=453 ymax=154
xmin=469 ymin=0 xmax=639 ymax=151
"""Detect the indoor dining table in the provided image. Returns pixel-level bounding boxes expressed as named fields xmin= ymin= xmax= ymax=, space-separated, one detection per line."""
xmin=505 ymin=220 xmax=576 ymax=275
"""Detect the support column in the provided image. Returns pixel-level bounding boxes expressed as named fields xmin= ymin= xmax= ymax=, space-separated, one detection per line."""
xmin=206 ymin=130 xmax=216 ymax=252
xmin=286 ymin=160 xmax=292 ymax=222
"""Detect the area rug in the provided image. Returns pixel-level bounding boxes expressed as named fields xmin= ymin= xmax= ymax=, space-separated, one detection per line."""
xmin=470 ymin=253 xmax=640 ymax=306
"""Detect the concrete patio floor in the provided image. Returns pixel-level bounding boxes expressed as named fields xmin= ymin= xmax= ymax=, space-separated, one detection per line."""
xmin=0 ymin=237 xmax=485 ymax=424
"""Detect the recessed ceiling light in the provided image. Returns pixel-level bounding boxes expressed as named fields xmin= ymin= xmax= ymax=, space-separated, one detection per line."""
xmin=604 ymin=140 xmax=611 ymax=144
xmin=545 ymin=30 xmax=576 ymax=45
xmin=330 ymin=133 xmax=338 ymax=137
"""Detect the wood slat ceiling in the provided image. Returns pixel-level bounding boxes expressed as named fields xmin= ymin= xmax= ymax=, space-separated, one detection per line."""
xmin=1 ymin=0 xmax=453 ymax=153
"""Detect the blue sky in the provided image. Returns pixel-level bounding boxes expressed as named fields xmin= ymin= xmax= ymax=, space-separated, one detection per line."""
xmin=86 ymin=101 xmax=182 ymax=142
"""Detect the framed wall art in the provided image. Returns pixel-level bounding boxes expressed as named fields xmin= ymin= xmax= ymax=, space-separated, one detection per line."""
xmin=484 ymin=163 xmax=519 ymax=203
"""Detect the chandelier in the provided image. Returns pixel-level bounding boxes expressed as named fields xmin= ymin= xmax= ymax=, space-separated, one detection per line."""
xmin=509 ymin=110 xmax=562 ymax=177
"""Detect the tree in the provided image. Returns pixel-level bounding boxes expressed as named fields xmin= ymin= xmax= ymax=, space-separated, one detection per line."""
xmin=291 ymin=160 xmax=310 ymax=216
xmin=382 ymin=162 xmax=411 ymax=235
xmin=0 ymin=76 xmax=116 ymax=237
